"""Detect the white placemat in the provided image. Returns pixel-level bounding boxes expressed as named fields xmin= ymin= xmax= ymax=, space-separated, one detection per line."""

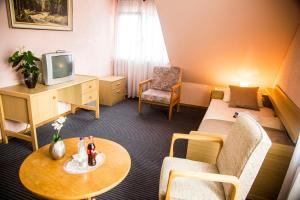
xmin=64 ymin=153 xmax=105 ymax=174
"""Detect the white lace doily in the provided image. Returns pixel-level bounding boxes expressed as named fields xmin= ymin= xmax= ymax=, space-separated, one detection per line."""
xmin=64 ymin=153 xmax=105 ymax=174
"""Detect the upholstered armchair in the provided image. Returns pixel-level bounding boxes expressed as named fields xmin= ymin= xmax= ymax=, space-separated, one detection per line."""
xmin=159 ymin=113 xmax=272 ymax=200
xmin=138 ymin=66 xmax=182 ymax=120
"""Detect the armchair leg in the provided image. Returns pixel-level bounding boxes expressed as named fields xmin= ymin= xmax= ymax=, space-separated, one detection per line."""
xmin=177 ymin=102 xmax=180 ymax=112
xmin=138 ymin=98 xmax=142 ymax=113
xmin=168 ymin=104 xmax=173 ymax=120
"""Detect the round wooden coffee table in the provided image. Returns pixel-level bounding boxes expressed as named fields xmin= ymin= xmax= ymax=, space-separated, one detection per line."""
xmin=19 ymin=137 xmax=131 ymax=200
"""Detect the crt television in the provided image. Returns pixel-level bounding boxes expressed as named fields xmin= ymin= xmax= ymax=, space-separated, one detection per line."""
xmin=42 ymin=51 xmax=74 ymax=85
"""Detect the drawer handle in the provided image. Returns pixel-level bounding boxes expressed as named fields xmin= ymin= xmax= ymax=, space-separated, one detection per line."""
xmin=89 ymin=85 xmax=92 ymax=88
xmin=116 ymin=83 xmax=121 ymax=86
xmin=53 ymin=96 xmax=56 ymax=100
xmin=116 ymin=90 xmax=121 ymax=94
xmin=89 ymin=96 xmax=92 ymax=99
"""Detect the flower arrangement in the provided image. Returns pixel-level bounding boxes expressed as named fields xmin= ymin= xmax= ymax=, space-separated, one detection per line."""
xmin=8 ymin=46 xmax=40 ymax=88
xmin=51 ymin=116 xmax=67 ymax=143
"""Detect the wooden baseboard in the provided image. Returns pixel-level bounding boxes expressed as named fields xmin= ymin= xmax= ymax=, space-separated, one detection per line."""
xmin=179 ymin=103 xmax=207 ymax=109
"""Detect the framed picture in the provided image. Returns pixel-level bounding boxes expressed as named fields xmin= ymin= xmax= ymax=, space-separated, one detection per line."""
xmin=6 ymin=0 xmax=73 ymax=31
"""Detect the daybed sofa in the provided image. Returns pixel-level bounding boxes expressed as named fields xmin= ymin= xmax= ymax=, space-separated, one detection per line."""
xmin=186 ymin=88 xmax=295 ymax=200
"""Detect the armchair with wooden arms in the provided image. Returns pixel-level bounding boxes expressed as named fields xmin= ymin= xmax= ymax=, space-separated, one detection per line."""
xmin=138 ymin=66 xmax=182 ymax=120
xmin=159 ymin=113 xmax=272 ymax=200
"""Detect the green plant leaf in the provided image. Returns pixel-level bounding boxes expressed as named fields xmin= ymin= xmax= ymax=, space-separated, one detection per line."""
xmin=11 ymin=56 xmax=23 ymax=68
xmin=52 ymin=132 xmax=61 ymax=143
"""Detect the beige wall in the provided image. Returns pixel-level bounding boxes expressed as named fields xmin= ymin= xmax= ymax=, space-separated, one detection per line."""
xmin=275 ymin=26 xmax=300 ymax=109
xmin=0 ymin=0 xmax=115 ymax=88
xmin=156 ymin=0 xmax=300 ymax=106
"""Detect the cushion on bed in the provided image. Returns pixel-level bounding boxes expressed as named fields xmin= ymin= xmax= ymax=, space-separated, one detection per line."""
xmin=215 ymin=87 xmax=264 ymax=108
xmin=229 ymin=86 xmax=260 ymax=110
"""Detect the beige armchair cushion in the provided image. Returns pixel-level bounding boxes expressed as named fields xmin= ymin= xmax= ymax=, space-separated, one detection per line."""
xmin=216 ymin=113 xmax=271 ymax=199
xmin=159 ymin=157 xmax=225 ymax=200
xmin=151 ymin=66 xmax=181 ymax=91
xmin=141 ymin=89 xmax=179 ymax=104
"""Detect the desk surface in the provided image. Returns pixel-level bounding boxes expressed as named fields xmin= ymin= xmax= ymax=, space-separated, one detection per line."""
xmin=99 ymin=76 xmax=125 ymax=82
xmin=0 ymin=74 xmax=97 ymax=97
xmin=19 ymin=137 xmax=131 ymax=199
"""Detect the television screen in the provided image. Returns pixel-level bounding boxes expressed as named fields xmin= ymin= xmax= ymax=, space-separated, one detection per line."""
xmin=52 ymin=55 xmax=73 ymax=79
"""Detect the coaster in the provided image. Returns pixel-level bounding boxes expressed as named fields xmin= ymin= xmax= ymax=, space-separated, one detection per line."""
xmin=64 ymin=153 xmax=105 ymax=174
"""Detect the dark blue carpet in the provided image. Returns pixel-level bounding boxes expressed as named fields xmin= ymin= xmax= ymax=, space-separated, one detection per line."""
xmin=0 ymin=99 xmax=205 ymax=200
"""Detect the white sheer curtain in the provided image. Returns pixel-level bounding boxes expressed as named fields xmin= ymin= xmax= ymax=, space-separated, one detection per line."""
xmin=114 ymin=0 xmax=169 ymax=97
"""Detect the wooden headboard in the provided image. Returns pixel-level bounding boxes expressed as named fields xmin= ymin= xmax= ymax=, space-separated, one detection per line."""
xmin=267 ymin=85 xmax=300 ymax=144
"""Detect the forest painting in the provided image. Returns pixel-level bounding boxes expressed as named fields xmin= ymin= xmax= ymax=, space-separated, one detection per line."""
xmin=7 ymin=0 xmax=73 ymax=31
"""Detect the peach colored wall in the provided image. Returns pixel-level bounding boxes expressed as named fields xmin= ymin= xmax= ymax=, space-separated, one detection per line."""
xmin=0 ymin=0 xmax=115 ymax=88
xmin=275 ymin=26 xmax=300 ymax=109
xmin=181 ymin=82 xmax=214 ymax=107
xmin=156 ymin=0 xmax=300 ymax=106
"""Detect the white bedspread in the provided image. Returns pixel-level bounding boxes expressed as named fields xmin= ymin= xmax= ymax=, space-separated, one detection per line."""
xmin=200 ymin=99 xmax=285 ymax=131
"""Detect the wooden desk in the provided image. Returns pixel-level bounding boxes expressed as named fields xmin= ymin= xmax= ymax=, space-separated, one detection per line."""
xmin=19 ymin=137 xmax=131 ymax=200
xmin=0 ymin=75 xmax=100 ymax=151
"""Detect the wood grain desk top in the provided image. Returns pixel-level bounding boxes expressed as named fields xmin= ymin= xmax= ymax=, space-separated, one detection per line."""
xmin=19 ymin=137 xmax=131 ymax=199
xmin=0 ymin=74 xmax=98 ymax=97
xmin=98 ymin=76 xmax=125 ymax=82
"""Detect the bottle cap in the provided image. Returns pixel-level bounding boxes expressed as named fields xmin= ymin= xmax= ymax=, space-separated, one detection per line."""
xmin=80 ymin=137 xmax=84 ymax=140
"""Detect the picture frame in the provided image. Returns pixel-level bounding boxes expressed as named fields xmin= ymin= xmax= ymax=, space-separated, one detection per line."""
xmin=6 ymin=0 xmax=73 ymax=31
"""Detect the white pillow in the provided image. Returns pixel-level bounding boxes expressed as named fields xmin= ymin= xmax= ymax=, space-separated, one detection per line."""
xmin=223 ymin=87 xmax=230 ymax=102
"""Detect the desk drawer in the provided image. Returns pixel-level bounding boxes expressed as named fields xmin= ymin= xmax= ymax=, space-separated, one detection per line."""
xmin=81 ymin=80 xmax=97 ymax=93
xmin=112 ymin=80 xmax=123 ymax=90
xmin=112 ymin=89 xmax=124 ymax=105
xmin=82 ymin=91 xmax=97 ymax=104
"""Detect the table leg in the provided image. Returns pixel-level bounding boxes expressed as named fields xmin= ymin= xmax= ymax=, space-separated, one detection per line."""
xmin=95 ymin=102 xmax=100 ymax=119
xmin=95 ymin=81 xmax=100 ymax=119
xmin=27 ymin=98 xmax=38 ymax=151
xmin=0 ymin=96 xmax=8 ymax=144
xmin=71 ymin=104 xmax=77 ymax=114
xmin=30 ymin=123 xmax=38 ymax=151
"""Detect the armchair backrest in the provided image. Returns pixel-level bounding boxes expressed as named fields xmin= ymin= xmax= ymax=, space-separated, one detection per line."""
xmin=151 ymin=66 xmax=181 ymax=92
xmin=216 ymin=113 xmax=271 ymax=200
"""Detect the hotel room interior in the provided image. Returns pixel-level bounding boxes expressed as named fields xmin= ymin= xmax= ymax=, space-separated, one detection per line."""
xmin=0 ymin=0 xmax=300 ymax=199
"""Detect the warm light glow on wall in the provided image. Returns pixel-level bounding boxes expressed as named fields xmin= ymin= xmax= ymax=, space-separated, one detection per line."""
xmin=235 ymin=68 xmax=258 ymax=87
xmin=239 ymin=81 xmax=249 ymax=87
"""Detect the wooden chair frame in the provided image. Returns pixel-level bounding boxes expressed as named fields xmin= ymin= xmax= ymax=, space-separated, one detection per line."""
xmin=138 ymin=79 xmax=182 ymax=120
xmin=165 ymin=132 xmax=240 ymax=200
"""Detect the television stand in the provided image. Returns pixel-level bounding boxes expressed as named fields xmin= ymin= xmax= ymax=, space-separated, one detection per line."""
xmin=0 ymin=74 xmax=100 ymax=151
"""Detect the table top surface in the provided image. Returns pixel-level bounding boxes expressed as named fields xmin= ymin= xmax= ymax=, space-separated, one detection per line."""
xmin=19 ymin=137 xmax=131 ymax=200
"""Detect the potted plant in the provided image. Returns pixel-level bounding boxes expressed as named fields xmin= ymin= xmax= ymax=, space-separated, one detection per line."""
xmin=49 ymin=116 xmax=67 ymax=160
xmin=8 ymin=47 xmax=40 ymax=89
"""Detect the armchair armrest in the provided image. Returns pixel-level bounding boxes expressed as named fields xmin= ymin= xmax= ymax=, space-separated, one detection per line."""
xmin=171 ymin=82 xmax=182 ymax=92
xmin=139 ymin=79 xmax=153 ymax=86
xmin=169 ymin=132 xmax=225 ymax=157
xmin=170 ymin=82 xmax=182 ymax=101
xmin=166 ymin=170 xmax=240 ymax=200
xmin=138 ymin=79 xmax=153 ymax=97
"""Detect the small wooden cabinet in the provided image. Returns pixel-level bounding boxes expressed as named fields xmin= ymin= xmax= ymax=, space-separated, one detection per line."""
xmin=99 ymin=76 xmax=126 ymax=106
